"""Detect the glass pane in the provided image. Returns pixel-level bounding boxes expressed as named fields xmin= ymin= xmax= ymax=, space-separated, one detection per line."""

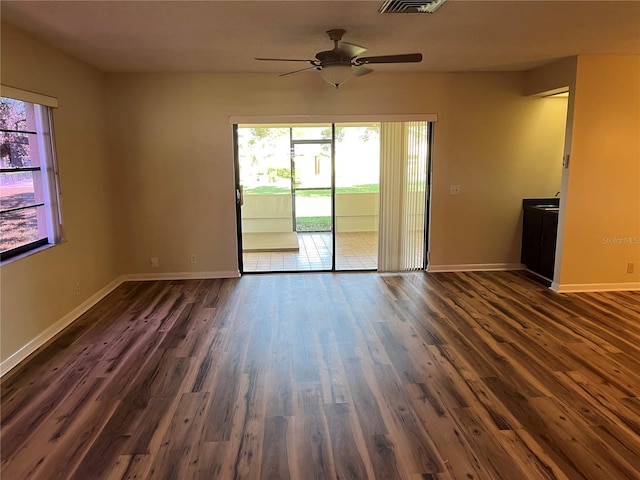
xmin=0 ymin=131 xmax=37 ymax=168
xmin=238 ymin=127 xmax=291 ymax=195
xmin=293 ymin=143 xmax=332 ymax=234
xmin=335 ymin=124 xmax=380 ymax=189
xmin=1 ymin=171 xmax=37 ymax=211
xmin=238 ymin=126 xmax=297 ymax=272
xmin=334 ymin=123 xmax=380 ymax=271
xmin=0 ymin=206 xmax=43 ymax=253
xmin=291 ymin=125 xmax=332 ymax=141
xmin=0 ymin=97 xmax=27 ymax=131
xmin=294 ymin=190 xmax=332 ymax=232
xmin=239 ymin=126 xmax=333 ymax=273
xmin=293 ymin=143 xmax=331 ymax=189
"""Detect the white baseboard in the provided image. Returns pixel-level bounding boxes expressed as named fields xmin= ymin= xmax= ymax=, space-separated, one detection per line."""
xmin=0 ymin=275 xmax=125 ymax=377
xmin=122 ymin=270 xmax=240 ymax=281
xmin=0 ymin=270 xmax=241 ymax=377
xmin=551 ymin=281 xmax=640 ymax=293
xmin=427 ymin=263 xmax=526 ymax=273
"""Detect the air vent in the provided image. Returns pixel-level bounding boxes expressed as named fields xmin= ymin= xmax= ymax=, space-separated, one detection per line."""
xmin=379 ymin=0 xmax=448 ymax=14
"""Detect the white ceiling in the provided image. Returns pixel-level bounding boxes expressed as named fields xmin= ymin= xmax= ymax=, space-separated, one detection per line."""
xmin=2 ymin=0 xmax=639 ymax=74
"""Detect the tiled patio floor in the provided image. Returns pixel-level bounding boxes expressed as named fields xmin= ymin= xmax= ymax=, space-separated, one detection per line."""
xmin=242 ymin=231 xmax=378 ymax=272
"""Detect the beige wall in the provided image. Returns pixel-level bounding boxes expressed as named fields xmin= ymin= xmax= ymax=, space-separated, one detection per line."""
xmin=0 ymin=23 xmax=118 ymax=363
xmin=559 ymin=55 xmax=640 ymax=287
xmin=105 ymin=72 xmax=566 ymax=274
xmin=524 ymin=57 xmax=577 ymax=96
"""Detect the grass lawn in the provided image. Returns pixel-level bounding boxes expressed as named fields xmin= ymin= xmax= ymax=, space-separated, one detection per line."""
xmin=1 ymin=187 xmax=40 ymax=253
xmin=296 ymin=216 xmax=331 ymax=232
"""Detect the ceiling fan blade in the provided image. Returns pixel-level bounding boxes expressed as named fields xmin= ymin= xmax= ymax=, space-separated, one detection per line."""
xmin=255 ymin=57 xmax=315 ymax=62
xmin=336 ymin=42 xmax=367 ymax=59
xmin=278 ymin=66 xmax=318 ymax=77
xmin=357 ymin=53 xmax=423 ymax=64
xmin=352 ymin=66 xmax=373 ymax=77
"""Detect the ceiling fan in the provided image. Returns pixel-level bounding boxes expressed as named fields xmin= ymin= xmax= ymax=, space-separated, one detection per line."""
xmin=255 ymin=29 xmax=422 ymax=89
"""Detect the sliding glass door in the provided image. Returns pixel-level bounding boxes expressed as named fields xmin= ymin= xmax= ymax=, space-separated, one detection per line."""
xmin=334 ymin=124 xmax=380 ymax=270
xmin=237 ymin=125 xmax=335 ymax=272
xmin=235 ymin=121 xmax=431 ymax=274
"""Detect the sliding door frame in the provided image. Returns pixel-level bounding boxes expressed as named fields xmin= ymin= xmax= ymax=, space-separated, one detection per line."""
xmin=331 ymin=123 xmax=336 ymax=272
xmin=232 ymin=115 xmax=437 ymax=275
xmin=290 ymin=137 xmax=334 ymax=234
xmin=233 ymin=124 xmax=244 ymax=274
xmin=424 ymin=122 xmax=434 ymax=270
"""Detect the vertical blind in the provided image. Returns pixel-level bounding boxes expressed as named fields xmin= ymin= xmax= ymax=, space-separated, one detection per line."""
xmin=378 ymin=121 xmax=429 ymax=271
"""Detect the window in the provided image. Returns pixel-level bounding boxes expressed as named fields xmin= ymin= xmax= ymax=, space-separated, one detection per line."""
xmin=1 ymin=95 xmax=62 ymax=261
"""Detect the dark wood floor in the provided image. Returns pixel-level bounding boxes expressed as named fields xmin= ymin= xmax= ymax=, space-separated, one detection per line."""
xmin=2 ymin=272 xmax=639 ymax=479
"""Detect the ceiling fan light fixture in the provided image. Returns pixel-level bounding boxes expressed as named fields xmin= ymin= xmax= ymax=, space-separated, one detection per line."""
xmin=379 ymin=0 xmax=448 ymax=14
xmin=256 ymin=28 xmax=422 ymax=89
xmin=320 ymin=64 xmax=353 ymax=89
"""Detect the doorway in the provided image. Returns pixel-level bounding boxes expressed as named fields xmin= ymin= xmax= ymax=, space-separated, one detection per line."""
xmin=235 ymin=121 xmax=430 ymax=274
xmin=292 ymin=141 xmax=332 ymax=234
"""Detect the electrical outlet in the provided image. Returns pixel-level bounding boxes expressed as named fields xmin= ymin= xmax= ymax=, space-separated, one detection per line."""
xmin=75 ymin=281 xmax=80 ymax=296
xmin=150 ymin=257 xmax=159 ymax=268
xmin=190 ymin=254 xmax=197 ymax=264
xmin=628 ymin=263 xmax=635 ymax=274
xmin=450 ymin=184 xmax=461 ymax=195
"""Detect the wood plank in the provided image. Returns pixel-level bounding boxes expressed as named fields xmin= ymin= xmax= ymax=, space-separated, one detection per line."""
xmin=451 ymin=406 xmax=532 ymax=479
xmin=497 ymin=429 xmax=571 ymax=480
xmin=323 ymin=403 xmax=370 ymax=480
xmin=526 ymin=396 xmax=640 ymax=479
xmin=228 ymin=373 xmax=266 ymax=480
xmin=373 ymin=364 xmax=444 ymax=476
xmin=260 ymin=416 xmax=292 ymax=480
xmin=405 ymin=382 xmax=494 ymax=480
xmin=290 ymin=382 xmax=335 ymax=480
xmin=145 ymin=391 xmax=210 ymax=478
xmin=0 ymin=375 xmax=105 ymax=478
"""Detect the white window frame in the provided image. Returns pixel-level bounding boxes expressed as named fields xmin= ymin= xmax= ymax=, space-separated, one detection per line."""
xmin=1 ymin=87 xmax=63 ymax=261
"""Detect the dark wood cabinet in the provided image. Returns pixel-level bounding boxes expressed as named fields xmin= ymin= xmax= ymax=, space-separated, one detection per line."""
xmin=521 ymin=199 xmax=559 ymax=280
xmin=539 ymin=213 xmax=558 ymax=279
